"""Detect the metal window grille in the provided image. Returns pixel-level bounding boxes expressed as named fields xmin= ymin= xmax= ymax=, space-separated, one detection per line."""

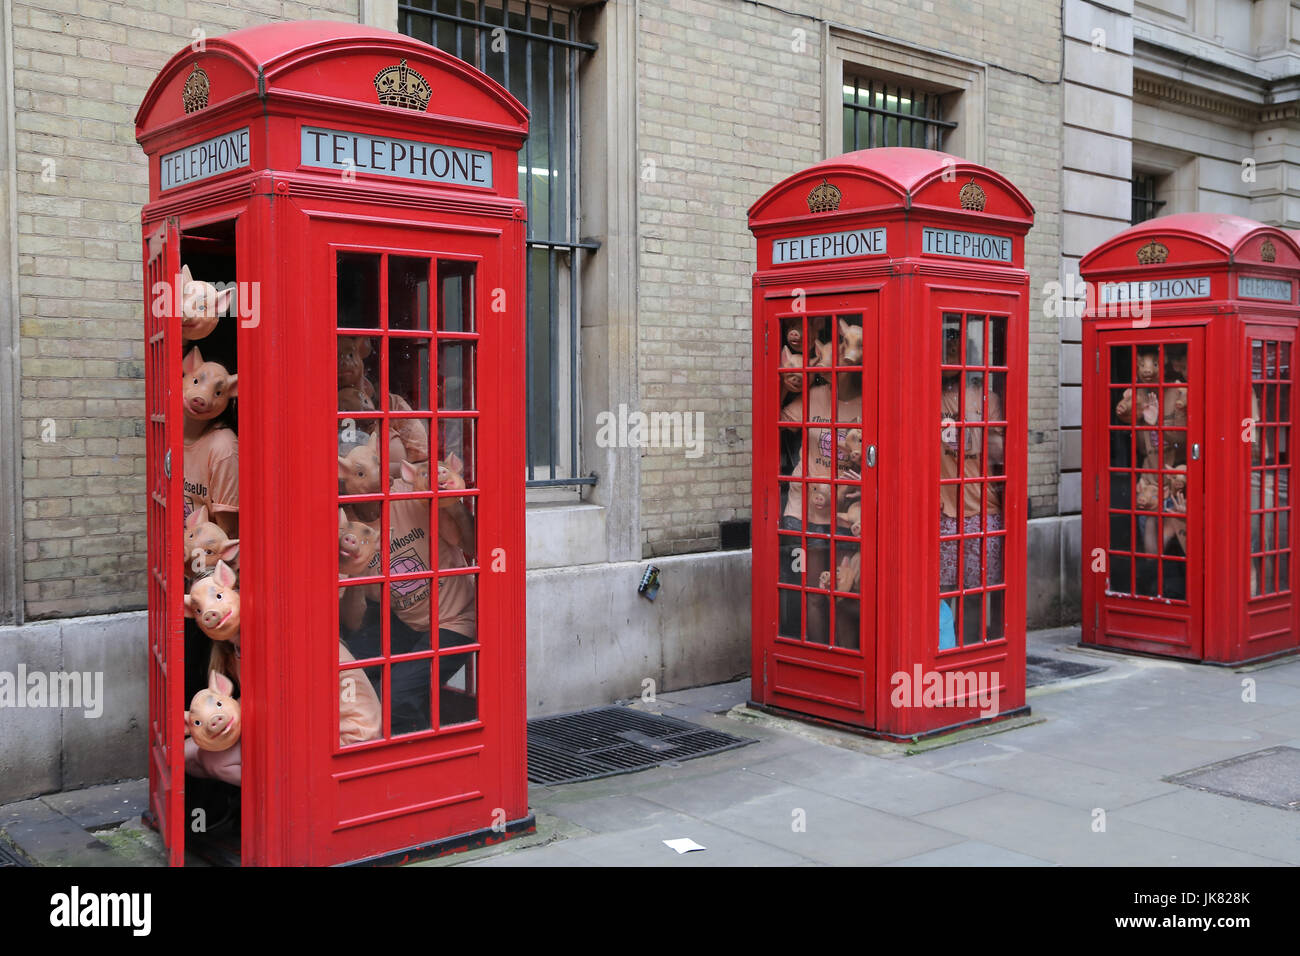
xmin=843 ymin=75 xmax=955 ymax=152
xmin=400 ymin=0 xmax=598 ymax=487
xmin=1131 ymin=172 xmax=1166 ymax=225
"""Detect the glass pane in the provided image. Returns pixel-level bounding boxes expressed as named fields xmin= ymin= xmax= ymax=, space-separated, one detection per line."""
xmin=986 ymin=590 xmax=1004 ymax=642
xmin=389 ymin=256 xmax=430 ymax=331
xmin=1164 ymin=343 xmax=1187 ymax=383
xmin=391 ymin=657 xmax=433 ymax=735
xmin=437 ymin=340 xmax=476 ymax=413
xmin=1110 ymin=512 xmax=1131 ymax=551
xmin=1162 ymin=559 xmax=1186 ymax=601
xmin=439 ymin=651 xmax=478 ymax=727
xmin=961 ymin=592 xmax=983 ymax=645
xmin=1110 ymin=553 xmax=1131 ymax=594
xmin=1135 ymin=556 xmax=1158 ymax=596
xmin=1163 ymin=430 xmax=1187 ymax=469
xmin=1252 ymin=340 xmax=1264 ymax=378
xmin=963 ymin=316 xmax=984 ymax=367
xmin=337 ymin=334 xmax=380 ymax=398
xmin=833 ymin=596 xmax=860 ymax=650
xmin=942 ymin=313 xmax=962 ymax=365
xmin=1110 ymin=345 xmax=1132 ymax=384
xmin=337 ymin=252 xmax=380 ymax=329
xmin=939 ymin=596 xmax=958 ymax=649
xmin=438 ymin=415 xmax=476 ymax=495
xmin=338 ymin=660 xmax=383 ymax=747
xmin=437 ymin=261 xmax=475 ymax=333
xmin=989 ymin=317 xmax=1006 ymax=367
xmin=781 ymin=316 xmax=805 ymax=363
xmin=338 ymin=507 xmax=382 ymax=581
xmin=388 ymin=337 xmax=433 ymax=412
xmin=835 ymin=314 xmax=864 ymax=367
xmin=1267 ymin=342 xmax=1278 ymax=378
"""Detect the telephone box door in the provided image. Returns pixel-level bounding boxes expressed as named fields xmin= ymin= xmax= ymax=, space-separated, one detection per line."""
xmin=308 ymin=214 xmax=523 ymax=864
xmin=144 ymin=219 xmax=186 ymax=867
xmin=758 ymin=291 xmax=878 ymax=726
xmin=1096 ymin=328 xmax=1205 ymax=658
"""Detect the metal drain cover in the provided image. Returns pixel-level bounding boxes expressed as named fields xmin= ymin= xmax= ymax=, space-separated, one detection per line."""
xmin=1166 ymin=746 xmax=1300 ymax=811
xmin=527 ymin=705 xmax=754 ymax=785
xmin=1026 ymin=654 xmax=1106 ymax=688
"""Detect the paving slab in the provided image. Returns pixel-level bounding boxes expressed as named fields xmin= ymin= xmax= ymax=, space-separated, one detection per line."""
xmin=1112 ymin=789 xmax=1300 ymax=865
xmin=536 ymin=818 xmax=815 ymax=867
xmin=917 ymin=743 xmax=1185 ymax=810
xmin=0 ymin=798 xmax=122 ymax=867
xmin=745 ymin=748 xmax=999 ymax=816
xmin=884 ymin=840 xmax=1054 ymax=867
xmin=913 ymin=791 xmax=1285 ymax=866
xmin=40 ymin=778 xmax=147 ymax=830
xmin=642 ymin=782 xmax=964 ymax=866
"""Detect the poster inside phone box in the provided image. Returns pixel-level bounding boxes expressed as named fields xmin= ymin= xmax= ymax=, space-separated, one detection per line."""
xmin=136 ymin=21 xmax=530 ymax=866
xmin=1081 ymin=213 xmax=1300 ymax=666
xmin=748 ymin=148 xmax=1033 ymax=739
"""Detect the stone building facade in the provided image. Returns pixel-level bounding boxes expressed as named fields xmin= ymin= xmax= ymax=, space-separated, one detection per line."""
xmin=1 ymin=0 xmax=1289 ymax=801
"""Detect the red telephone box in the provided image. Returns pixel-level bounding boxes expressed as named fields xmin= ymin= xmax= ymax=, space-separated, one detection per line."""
xmin=748 ymin=148 xmax=1033 ymax=739
xmin=135 ymin=21 xmax=530 ymax=865
xmin=1081 ymin=213 xmax=1300 ymax=664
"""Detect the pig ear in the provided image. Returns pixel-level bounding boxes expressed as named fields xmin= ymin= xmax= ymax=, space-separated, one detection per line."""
xmin=446 ymin=452 xmax=464 ymax=474
xmin=213 ymin=560 xmax=237 ymax=588
xmin=219 ymin=540 xmax=239 ymax=563
xmin=339 ymin=507 xmax=348 ymax=530
xmin=183 ymin=711 xmax=192 ymax=735
xmin=839 ymin=317 xmax=852 ymax=336
xmin=215 ymin=287 xmax=233 ymax=315
xmin=185 ymin=506 xmax=202 ymax=530
xmin=182 ymin=347 xmax=203 ymax=374
xmin=400 ymin=460 xmax=417 ymax=484
xmin=223 ymin=374 xmax=238 ymax=400
xmin=181 ymin=264 xmax=193 ymax=285
xmin=183 ymin=594 xmax=195 ymax=614
xmin=359 ymin=338 xmax=373 ymax=359
xmin=338 ymin=456 xmax=351 ymax=479
xmin=209 ymin=670 xmax=234 ymax=697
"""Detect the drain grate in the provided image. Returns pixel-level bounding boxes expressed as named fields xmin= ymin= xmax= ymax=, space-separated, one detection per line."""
xmin=1026 ymin=654 xmax=1106 ymax=688
xmin=1166 ymin=746 xmax=1300 ymax=811
xmin=527 ymin=706 xmax=754 ymax=785
xmin=0 ymin=841 xmax=30 ymax=867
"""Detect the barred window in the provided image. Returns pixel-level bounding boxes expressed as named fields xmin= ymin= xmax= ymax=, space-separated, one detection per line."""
xmin=1131 ymin=172 xmax=1166 ymax=225
xmin=843 ymin=74 xmax=956 ymax=152
xmin=400 ymin=0 xmax=597 ymax=487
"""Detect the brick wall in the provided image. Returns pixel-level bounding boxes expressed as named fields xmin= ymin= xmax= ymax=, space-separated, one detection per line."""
xmin=12 ymin=1 xmax=358 ymax=618
xmin=636 ymin=0 xmax=1065 ymax=556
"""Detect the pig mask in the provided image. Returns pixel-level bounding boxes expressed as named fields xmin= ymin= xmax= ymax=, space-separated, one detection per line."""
xmin=339 ymin=507 xmax=381 ymax=578
xmin=179 ymin=265 xmax=232 ymax=342
xmin=338 ymin=431 xmax=383 ymax=497
xmin=182 ymin=346 xmax=237 ymax=421
xmin=808 ymin=482 xmax=832 ymax=513
xmin=436 ymin=453 xmax=467 ymax=504
xmin=184 ymin=505 xmax=239 ymax=575
xmin=838 ymin=318 xmax=864 ymax=365
xmin=337 ymin=338 xmax=376 ymax=397
xmin=779 ymin=346 xmax=803 ymax=394
xmin=185 ymin=560 xmax=240 ymax=643
xmin=185 ymin=670 xmax=241 ymax=752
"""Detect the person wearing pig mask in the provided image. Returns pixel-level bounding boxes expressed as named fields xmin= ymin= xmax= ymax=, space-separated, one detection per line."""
xmin=179 ymin=264 xmax=232 ymax=343
xmin=182 ymin=346 xmax=239 ymax=540
xmin=338 ymin=385 xmax=428 ymax=473
xmin=778 ymin=317 xmax=864 ymax=647
xmin=184 ymin=670 xmax=242 ymax=787
xmin=339 ymin=454 xmax=477 ymax=733
xmin=187 ymin=560 xmax=242 ymax=683
xmin=183 ymin=504 xmax=238 ymax=586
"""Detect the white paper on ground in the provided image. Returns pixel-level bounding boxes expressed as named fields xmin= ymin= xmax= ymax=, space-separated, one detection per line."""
xmin=663 ymin=838 xmax=706 ymax=854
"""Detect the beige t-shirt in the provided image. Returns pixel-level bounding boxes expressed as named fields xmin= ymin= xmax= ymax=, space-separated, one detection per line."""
xmin=184 ymin=426 xmax=238 ymax=524
xmin=780 ymin=384 xmax=861 ymax=524
xmin=940 ymin=378 xmax=1005 ymax=518
xmin=364 ymin=479 xmax=476 ymax=641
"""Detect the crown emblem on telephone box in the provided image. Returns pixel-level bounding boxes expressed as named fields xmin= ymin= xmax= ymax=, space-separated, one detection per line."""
xmin=182 ymin=66 xmax=209 ymax=113
xmin=959 ymin=179 xmax=986 ymax=211
xmin=806 ymin=179 xmax=842 ymax=213
xmin=1137 ymin=240 xmax=1169 ymax=265
xmin=1262 ymin=238 xmax=1277 ymax=262
xmin=374 ymin=59 xmax=432 ymax=111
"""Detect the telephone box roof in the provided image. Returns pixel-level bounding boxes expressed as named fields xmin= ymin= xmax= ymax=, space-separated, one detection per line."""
xmin=136 ymin=20 xmax=527 ymax=139
xmin=748 ymin=147 xmax=1034 ymax=225
xmin=1080 ymin=212 xmax=1300 ymax=269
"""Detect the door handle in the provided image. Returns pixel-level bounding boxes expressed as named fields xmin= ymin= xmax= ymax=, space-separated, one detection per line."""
xmin=1192 ymin=443 xmax=1201 ymax=461
xmin=866 ymin=444 xmax=877 ymax=468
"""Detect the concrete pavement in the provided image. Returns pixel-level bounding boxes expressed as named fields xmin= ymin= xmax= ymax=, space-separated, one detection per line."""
xmin=3 ymin=627 xmax=1297 ymax=867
